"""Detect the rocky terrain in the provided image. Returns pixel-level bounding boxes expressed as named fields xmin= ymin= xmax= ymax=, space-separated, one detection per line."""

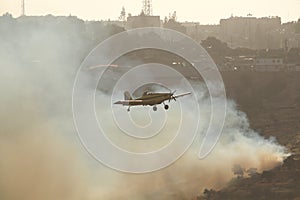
xmin=196 ymin=71 xmax=300 ymax=200
xmin=222 ymin=71 xmax=300 ymax=154
xmin=196 ymin=154 xmax=300 ymax=200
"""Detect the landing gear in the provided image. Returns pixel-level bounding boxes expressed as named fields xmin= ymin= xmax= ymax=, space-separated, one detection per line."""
xmin=127 ymin=107 xmax=130 ymax=112
xmin=153 ymin=106 xmax=157 ymax=111
xmin=164 ymin=104 xmax=169 ymax=110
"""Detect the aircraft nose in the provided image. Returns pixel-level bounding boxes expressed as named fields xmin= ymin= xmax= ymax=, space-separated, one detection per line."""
xmin=114 ymin=101 xmax=122 ymax=104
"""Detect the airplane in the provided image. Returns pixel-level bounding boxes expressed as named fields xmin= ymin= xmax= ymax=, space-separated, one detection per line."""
xmin=114 ymin=90 xmax=191 ymax=112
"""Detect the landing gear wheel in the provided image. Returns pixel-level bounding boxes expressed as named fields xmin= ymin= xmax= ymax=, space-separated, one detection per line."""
xmin=127 ymin=107 xmax=130 ymax=112
xmin=153 ymin=106 xmax=157 ymax=111
xmin=164 ymin=104 xmax=169 ymax=110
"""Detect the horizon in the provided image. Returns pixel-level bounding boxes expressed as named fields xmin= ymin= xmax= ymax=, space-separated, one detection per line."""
xmin=1 ymin=13 xmax=298 ymax=25
xmin=0 ymin=0 xmax=299 ymax=24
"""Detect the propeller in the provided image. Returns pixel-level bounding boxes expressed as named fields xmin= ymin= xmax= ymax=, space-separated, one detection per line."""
xmin=169 ymin=90 xmax=177 ymax=102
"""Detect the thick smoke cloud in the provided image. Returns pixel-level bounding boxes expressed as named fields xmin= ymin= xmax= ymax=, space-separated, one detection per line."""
xmin=92 ymin=88 xmax=288 ymax=199
xmin=0 ymin=113 xmax=89 ymax=200
xmin=0 ymin=15 xmax=94 ymax=200
xmin=0 ymin=15 xmax=289 ymax=200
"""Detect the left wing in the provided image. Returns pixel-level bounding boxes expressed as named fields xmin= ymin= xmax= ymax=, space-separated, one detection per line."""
xmin=114 ymin=100 xmax=143 ymax=105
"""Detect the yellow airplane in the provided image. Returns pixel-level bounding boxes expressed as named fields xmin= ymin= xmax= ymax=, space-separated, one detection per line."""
xmin=114 ymin=91 xmax=191 ymax=112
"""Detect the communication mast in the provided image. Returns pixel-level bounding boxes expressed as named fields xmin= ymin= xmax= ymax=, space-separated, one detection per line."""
xmin=142 ymin=0 xmax=153 ymax=16
xmin=21 ymin=0 xmax=25 ymax=16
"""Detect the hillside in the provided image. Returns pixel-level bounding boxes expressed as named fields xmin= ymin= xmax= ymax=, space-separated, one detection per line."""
xmin=196 ymin=71 xmax=300 ymax=200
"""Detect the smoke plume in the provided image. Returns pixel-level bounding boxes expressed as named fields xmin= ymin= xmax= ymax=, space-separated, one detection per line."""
xmin=0 ymin=15 xmax=288 ymax=200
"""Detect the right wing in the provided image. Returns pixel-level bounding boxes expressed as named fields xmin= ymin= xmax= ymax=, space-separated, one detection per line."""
xmin=173 ymin=92 xmax=192 ymax=99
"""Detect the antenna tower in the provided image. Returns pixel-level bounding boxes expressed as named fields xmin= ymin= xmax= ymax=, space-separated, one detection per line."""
xmin=21 ymin=0 xmax=25 ymax=16
xmin=142 ymin=0 xmax=152 ymax=16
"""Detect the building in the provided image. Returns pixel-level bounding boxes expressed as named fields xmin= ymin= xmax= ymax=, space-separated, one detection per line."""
xmin=254 ymin=57 xmax=284 ymax=71
xmin=102 ymin=20 xmax=125 ymax=28
xmin=220 ymin=16 xmax=281 ymax=49
xmin=181 ymin=22 xmax=199 ymax=36
xmin=254 ymin=57 xmax=283 ymax=66
xmin=125 ymin=14 xmax=161 ymax=29
xmin=181 ymin=22 xmax=220 ymax=41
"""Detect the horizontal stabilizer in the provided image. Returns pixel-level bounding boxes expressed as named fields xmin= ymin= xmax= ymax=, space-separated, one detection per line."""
xmin=124 ymin=91 xmax=132 ymax=100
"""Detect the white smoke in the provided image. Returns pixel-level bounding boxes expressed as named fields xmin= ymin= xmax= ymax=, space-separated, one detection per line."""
xmin=0 ymin=15 xmax=289 ymax=200
xmin=90 ymin=84 xmax=288 ymax=199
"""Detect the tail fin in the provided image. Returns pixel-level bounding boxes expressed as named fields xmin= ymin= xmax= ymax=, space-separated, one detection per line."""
xmin=124 ymin=91 xmax=132 ymax=100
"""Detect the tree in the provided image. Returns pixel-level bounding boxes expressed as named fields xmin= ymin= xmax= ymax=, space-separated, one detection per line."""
xmin=119 ymin=6 xmax=126 ymax=21
xmin=295 ymin=18 xmax=300 ymax=33
xmin=232 ymin=164 xmax=244 ymax=178
xmin=163 ymin=11 xmax=186 ymax=34
xmin=246 ymin=168 xmax=258 ymax=177
xmin=2 ymin=12 xmax=13 ymax=18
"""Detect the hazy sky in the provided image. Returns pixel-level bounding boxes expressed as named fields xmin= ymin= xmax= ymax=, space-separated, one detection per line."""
xmin=1 ymin=0 xmax=299 ymax=24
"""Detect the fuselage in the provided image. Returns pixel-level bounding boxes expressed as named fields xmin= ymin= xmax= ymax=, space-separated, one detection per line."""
xmin=133 ymin=93 xmax=172 ymax=106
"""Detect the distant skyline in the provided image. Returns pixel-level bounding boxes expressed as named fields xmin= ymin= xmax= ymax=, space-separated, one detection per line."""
xmin=0 ymin=0 xmax=299 ymax=24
